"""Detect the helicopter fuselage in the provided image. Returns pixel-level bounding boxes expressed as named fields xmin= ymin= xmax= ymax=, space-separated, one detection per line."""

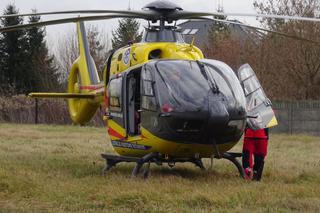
xmin=18 ymin=0 xmax=278 ymax=176
xmin=104 ymin=38 xmax=247 ymax=158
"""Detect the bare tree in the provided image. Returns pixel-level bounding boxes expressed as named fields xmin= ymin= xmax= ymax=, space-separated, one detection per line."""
xmin=55 ymin=24 xmax=111 ymax=86
xmin=254 ymin=0 xmax=320 ymax=99
xmin=203 ymin=0 xmax=320 ymax=100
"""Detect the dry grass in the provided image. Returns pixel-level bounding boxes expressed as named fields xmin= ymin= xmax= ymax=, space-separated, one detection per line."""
xmin=0 ymin=123 xmax=319 ymax=213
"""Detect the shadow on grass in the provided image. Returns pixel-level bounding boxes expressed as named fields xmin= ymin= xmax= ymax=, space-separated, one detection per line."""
xmin=103 ymin=163 xmax=242 ymax=181
xmin=3 ymin=151 xmax=244 ymax=182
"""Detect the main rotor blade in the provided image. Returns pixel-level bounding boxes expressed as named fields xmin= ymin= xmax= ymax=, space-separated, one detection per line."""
xmin=0 ymin=14 xmax=141 ymax=33
xmin=0 ymin=9 xmax=157 ymax=20
xmin=223 ymin=12 xmax=320 ymax=22
xmin=197 ymin=17 xmax=320 ymax=44
xmin=169 ymin=11 xmax=320 ymax=23
xmin=2 ymin=8 xmax=319 ymax=23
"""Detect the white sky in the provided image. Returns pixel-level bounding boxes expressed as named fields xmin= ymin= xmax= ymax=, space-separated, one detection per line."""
xmin=0 ymin=0 xmax=260 ymax=48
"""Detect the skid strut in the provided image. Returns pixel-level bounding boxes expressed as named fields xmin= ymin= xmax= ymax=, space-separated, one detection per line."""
xmin=101 ymin=152 xmax=245 ymax=178
xmin=221 ymin=152 xmax=245 ymax=178
xmin=131 ymin=152 xmax=161 ymax=177
xmin=101 ymin=154 xmax=140 ymax=175
xmin=101 ymin=152 xmax=161 ymax=178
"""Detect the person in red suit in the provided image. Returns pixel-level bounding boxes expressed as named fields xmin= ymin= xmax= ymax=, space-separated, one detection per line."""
xmin=242 ymin=127 xmax=269 ymax=181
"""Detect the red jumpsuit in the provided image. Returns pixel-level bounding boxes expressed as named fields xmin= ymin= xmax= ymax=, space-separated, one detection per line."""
xmin=242 ymin=128 xmax=269 ymax=180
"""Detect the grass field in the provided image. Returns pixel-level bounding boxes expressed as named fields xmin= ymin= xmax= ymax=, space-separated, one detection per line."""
xmin=0 ymin=123 xmax=319 ymax=213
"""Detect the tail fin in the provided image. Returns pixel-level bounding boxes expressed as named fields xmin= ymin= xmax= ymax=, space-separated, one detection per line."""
xmin=28 ymin=22 xmax=103 ymax=125
xmin=76 ymin=21 xmax=100 ymax=85
xmin=67 ymin=22 xmax=102 ymax=124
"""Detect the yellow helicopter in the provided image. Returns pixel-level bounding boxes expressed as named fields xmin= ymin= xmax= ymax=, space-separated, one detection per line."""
xmin=1 ymin=0 xmax=318 ymax=178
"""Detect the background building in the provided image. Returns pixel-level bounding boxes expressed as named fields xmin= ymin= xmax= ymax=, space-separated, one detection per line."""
xmin=178 ymin=19 xmax=262 ymax=47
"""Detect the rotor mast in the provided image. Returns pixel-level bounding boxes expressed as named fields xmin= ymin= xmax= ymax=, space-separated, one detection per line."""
xmin=143 ymin=0 xmax=183 ymax=30
xmin=159 ymin=19 xmax=165 ymax=30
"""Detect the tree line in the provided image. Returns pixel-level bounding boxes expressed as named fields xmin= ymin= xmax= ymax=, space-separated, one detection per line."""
xmin=0 ymin=4 xmax=59 ymax=95
xmin=1 ymin=1 xmax=319 ymax=100
xmin=204 ymin=0 xmax=320 ymax=100
xmin=0 ymin=4 xmax=138 ymax=97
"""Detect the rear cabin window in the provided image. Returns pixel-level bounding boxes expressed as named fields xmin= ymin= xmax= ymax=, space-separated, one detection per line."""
xmin=108 ymin=77 xmax=122 ymax=112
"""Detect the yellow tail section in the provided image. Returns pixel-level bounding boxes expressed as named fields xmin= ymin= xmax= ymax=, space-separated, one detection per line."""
xmin=67 ymin=22 xmax=103 ymax=124
xmin=29 ymin=22 xmax=103 ymax=125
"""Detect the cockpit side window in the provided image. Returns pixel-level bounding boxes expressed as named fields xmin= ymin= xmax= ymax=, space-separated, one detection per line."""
xmin=202 ymin=61 xmax=246 ymax=108
xmin=108 ymin=77 xmax=122 ymax=112
xmin=141 ymin=66 xmax=157 ymax=111
xmin=204 ymin=66 xmax=234 ymax=101
xmin=154 ymin=61 xmax=210 ymax=112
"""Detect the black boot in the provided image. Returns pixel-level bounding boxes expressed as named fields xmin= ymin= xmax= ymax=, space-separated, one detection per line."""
xmin=242 ymin=150 xmax=250 ymax=169
xmin=253 ymin=155 xmax=265 ymax=181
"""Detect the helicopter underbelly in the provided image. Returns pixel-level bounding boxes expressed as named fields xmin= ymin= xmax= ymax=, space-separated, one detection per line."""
xmin=107 ymin=121 xmax=238 ymax=158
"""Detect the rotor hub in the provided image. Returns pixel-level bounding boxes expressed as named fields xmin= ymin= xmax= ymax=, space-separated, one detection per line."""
xmin=143 ymin=1 xmax=183 ymax=25
xmin=143 ymin=0 xmax=183 ymax=11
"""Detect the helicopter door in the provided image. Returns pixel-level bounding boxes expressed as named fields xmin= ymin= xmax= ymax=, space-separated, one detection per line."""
xmin=127 ymin=77 xmax=136 ymax=135
xmin=237 ymin=64 xmax=278 ymax=130
xmin=107 ymin=75 xmax=125 ymax=135
xmin=125 ymin=68 xmax=142 ymax=136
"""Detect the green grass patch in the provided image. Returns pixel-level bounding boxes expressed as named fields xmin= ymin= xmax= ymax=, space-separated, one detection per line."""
xmin=0 ymin=123 xmax=319 ymax=212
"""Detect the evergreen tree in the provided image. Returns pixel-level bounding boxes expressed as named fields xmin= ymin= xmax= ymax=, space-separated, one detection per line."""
xmin=26 ymin=11 xmax=60 ymax=92
xmin=0 ymin=4 xmax=29 ymax=94
xmin=111 ymin=18 xmax=142 ymax=49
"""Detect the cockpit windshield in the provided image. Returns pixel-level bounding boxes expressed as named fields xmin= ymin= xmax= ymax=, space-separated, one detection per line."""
xmin=152 ymin=60 xmax=246 ymax=113
xmin=201 ymin=59 xmax=247 ymax=108
xmin=155 ymin=61 xmax=210 ymax=112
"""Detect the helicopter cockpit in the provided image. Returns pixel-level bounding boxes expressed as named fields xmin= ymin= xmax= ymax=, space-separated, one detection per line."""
xmin=139 ymin=59 xmax=247 ymax=144
xmin=141 ymin=25 xmax=185 ymax=43
xmin=108 ymin=59 xmax=247 ymax=143
xmin=153 ymin=60 xmax=246 ymax=113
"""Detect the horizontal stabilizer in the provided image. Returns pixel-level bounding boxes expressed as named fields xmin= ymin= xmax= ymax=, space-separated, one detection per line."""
xmin=28 ymin=93 xmax=98 ymax=99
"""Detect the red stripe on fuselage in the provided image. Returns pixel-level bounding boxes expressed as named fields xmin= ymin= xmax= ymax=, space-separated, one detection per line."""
xmin=108 ymin=127 xmax=125 ymax=139
xmin=80 ymin=85 xmax=104 ymax=90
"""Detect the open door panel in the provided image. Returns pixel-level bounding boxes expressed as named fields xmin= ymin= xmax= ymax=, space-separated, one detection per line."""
xmin=237 ymin=64 xmax=278 ymax=130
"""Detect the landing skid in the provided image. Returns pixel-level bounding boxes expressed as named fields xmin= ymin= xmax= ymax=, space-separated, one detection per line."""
xmin=222 ymin=152 xmax=245 ymax=178
xmin=101 ymin=152 xmax=245 ymax=178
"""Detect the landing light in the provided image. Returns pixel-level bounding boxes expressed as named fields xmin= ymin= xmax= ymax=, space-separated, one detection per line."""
xmin=161 ymin=103 xmax=174 ymax=113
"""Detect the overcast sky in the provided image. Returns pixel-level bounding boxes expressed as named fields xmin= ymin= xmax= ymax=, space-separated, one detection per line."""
xmin=0 ymin=0 xmax=259 ymax=48
xmin=0 ymin=0 xmax=257 ymax=14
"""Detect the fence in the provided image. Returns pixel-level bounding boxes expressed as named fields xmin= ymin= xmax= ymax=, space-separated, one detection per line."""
xmin=0 ymin=95 xmax=104 ymax=126
xmin=0 ymin=97 xmax=319 ymax=135
xmin=272 ymin=100 xmax=320 ymax=135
